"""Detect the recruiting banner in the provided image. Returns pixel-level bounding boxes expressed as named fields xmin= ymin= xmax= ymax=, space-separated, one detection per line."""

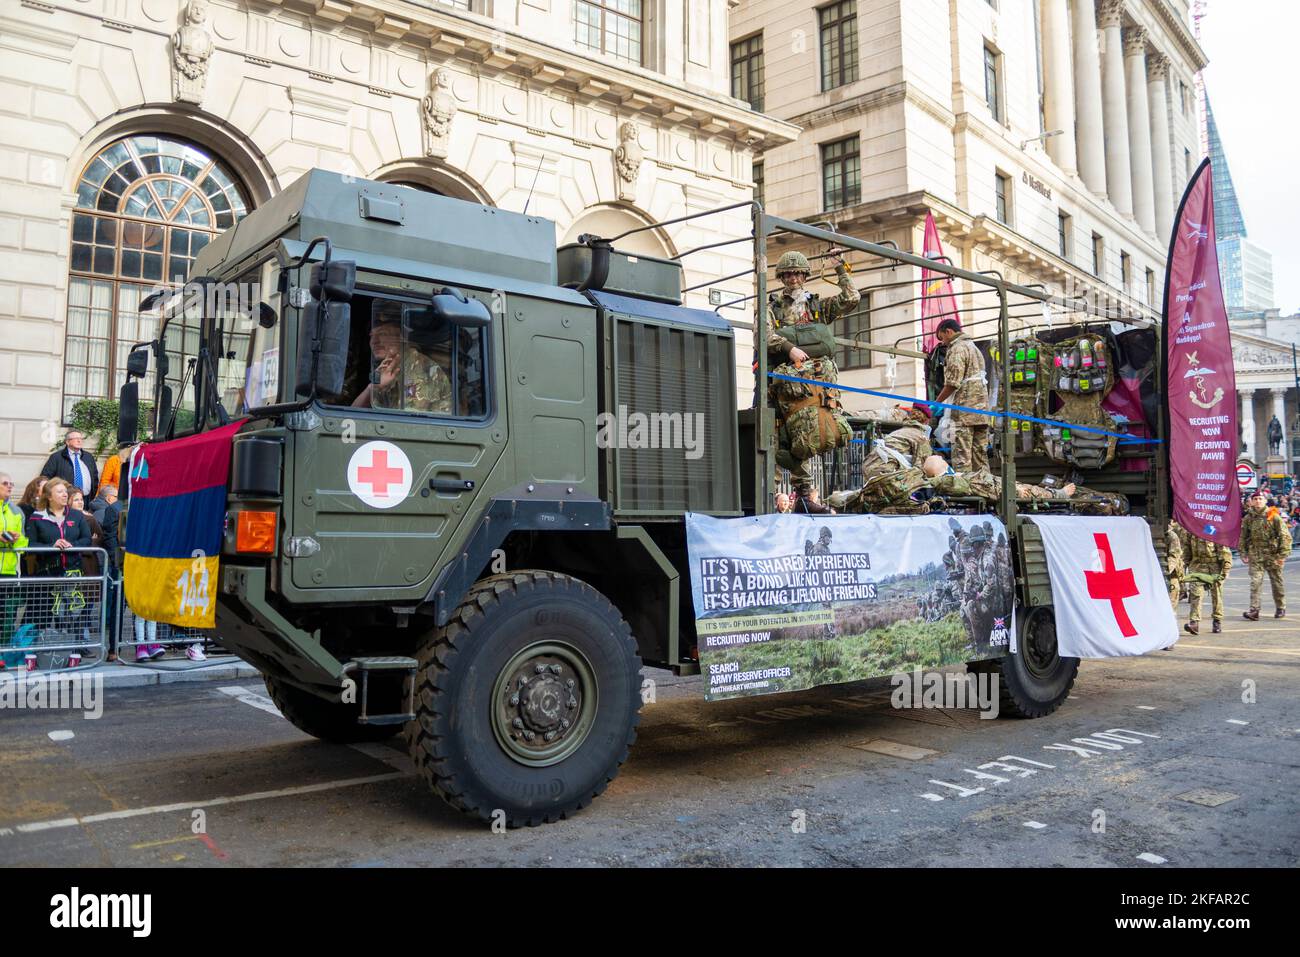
xmin=1029 ymin=516 xmax=1178 ymax=658
xmin=686 ymin=513 xmax=1014 ymax=702
xmin=1163 ymin=157 xmax=1241 ymax=546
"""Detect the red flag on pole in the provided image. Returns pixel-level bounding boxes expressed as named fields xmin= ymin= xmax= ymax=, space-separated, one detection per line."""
xmin=920 ymin=212 xmax=959 ymax=353
xmin=1163 ymin=158 xmax=1241 ymax=547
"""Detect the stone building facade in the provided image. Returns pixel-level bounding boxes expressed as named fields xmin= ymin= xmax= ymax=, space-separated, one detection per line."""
xmin=0 ymin=0 xmax=795 ymax=478
xmin=730 ymin=0 xmax=1206 ymax=409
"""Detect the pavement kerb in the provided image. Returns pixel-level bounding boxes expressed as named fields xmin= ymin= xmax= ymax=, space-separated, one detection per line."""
xmin=0 ymin=657 xmax=260 ymax=690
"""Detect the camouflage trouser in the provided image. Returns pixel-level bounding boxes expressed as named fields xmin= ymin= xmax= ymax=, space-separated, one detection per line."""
xmin=1188 ymin=579 xmax=1224 ymax=623
xmin=774 ymin=434 xmax=813 ymax=487
xmin=1167 ymin=575 xmax=1182 ymax=610
xmin=1248 ymin=561 xmax=1286 ymax=611
xmin=951 ymin=424 xmax=989 ymax=473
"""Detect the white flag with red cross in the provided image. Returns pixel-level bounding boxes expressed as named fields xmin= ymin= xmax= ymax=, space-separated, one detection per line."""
xmin=1028 ymin=516 xmax=1178 ymax=658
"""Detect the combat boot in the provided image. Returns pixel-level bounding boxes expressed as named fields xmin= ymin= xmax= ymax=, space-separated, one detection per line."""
xmin=1212 ymin=619 xmax=1222 ymax=634
xmin=1276 ymin=608 xmax=1286 ymax=618
xmin=1243 ymin=608 xmax=1259 ymax=621
xmin=1183 ymin=620 xmax=1199 ymax=635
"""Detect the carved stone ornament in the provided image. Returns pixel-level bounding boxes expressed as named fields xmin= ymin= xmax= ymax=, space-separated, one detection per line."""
xmin=614 ymin=121 xmax=643 ymax=201
xmin=422 ymin=68 xmax=457 ymax=159
xmin=172 ymin=0 xmax=214 ymax=105
xmin=1232 ymin=344 xmax=1288 ymax=367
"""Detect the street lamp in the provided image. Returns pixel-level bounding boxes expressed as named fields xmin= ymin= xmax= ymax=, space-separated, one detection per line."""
xmin=1020 ymin=129 xmax=1065 ymax=151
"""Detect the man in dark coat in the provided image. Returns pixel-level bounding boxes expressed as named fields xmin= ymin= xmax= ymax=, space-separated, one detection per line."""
xmin=40 ymin=429 xmax=99 ymax=500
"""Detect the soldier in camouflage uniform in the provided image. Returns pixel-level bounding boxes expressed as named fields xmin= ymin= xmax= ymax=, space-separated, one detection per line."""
xmin=824 ymin=408 xmax=933 ymax=513
xmin=805 ymin=526 xmax=837 ymax=639
xmin=1241 ymin=489 xmax=1289 ymax=619
xmin=1182 ymin=532 xmax=1232 ymax=634
xmin=933 ymin=318 xmax=990 ymax=473
xmin=764 ymin=250 xmax=859 ymax=513
xmin=353 ymin=301 xmax=453 ymax=414
xmin=917 ymin=457 xmax=1129 ymax=514
xmin=1165 ymin=520 xmax=1187 ymax=610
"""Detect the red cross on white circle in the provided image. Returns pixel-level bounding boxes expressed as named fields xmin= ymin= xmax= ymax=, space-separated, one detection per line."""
xmin=347 ymin=441 xmax=412 ymax=509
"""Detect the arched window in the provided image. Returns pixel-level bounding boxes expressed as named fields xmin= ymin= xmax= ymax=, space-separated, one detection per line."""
xmin=64 ymin=135 xmax=251 ymax=420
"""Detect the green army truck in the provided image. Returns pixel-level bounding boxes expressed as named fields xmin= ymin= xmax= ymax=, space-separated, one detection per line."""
xmin=118 ymin=170 xmax=1168 ymax=826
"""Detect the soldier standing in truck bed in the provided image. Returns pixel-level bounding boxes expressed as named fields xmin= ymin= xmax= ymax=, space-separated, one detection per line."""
xmin=764 ymin=250 xmax=859 ymax=513
xmin=932 ymin=318 xmax=990 ymax=473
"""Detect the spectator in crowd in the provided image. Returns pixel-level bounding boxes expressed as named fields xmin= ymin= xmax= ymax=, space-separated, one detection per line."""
xmin=774 ymin=492 xmax=794 ymax=514
xmin=40 ymin=429 xmax=99 ymax=500
xmin=99 ymin=489 xmax=123 ymax=663
xmin=97 ymin=444 xmax=125 ymax=497
xmin=24 ymin=478 xmax=94 ymax=668
xmin=17 ymin=476 xmax=46 ymax=522
xmin=90 ymin=484 xmax=117 ymax=525
xmin=25 ymin=478 xmax=92 ymax=575
xmin=0 ymin=472 xmax=28 ymax=668
xmin=133 ymin=614 xmax=166 ymax=662
xmin=68 ymin=488 xmax=105 ymax=577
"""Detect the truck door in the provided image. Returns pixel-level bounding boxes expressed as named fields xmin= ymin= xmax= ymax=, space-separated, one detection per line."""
xmin=286 ymin=278 xmax=506 ymax=594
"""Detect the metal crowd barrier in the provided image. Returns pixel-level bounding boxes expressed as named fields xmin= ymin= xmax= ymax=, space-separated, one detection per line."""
xmin=114 ymin=579 xmax=219 ymax=661
xmin=0 ymin=547 xmax=108 ymax=671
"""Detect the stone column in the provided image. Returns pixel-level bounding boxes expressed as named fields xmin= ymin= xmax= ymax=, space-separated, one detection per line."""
xmin=1099 ymin=0 xmax=1132 ymax=216
xmin=1147 ymin=52 xmax=1175 ymax=240
xmin=1240 ymin=388 xmax=1255 ymax=457
xmin=1124 ymin=28 xmax=1156 ymax=235
xmin=1071 ymin=0 xmax=1108 ymax=197
xmin=1041 ymin=0 xmax=1077 ymax=175
xmin=1270 ymin=388 xmax=1289 ymax=465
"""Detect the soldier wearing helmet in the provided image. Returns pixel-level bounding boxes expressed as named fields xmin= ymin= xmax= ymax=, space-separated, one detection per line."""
xmin=763 ymin=248 xmax=859 ymax=513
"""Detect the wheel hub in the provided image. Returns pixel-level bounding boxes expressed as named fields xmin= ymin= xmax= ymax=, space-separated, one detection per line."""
xmin=492 ymin=642 xmax=597 ymax=767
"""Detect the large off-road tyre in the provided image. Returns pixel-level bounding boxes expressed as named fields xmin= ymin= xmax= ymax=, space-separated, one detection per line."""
xmin=970 ymin=606 xmax=1078 ymax=719
xmin=405 ymin=571 xmax=642 ymax=827
xmin=264 ymin=674 xmax=401 ymax=743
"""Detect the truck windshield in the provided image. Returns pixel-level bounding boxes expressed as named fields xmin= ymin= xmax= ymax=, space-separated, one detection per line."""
xmin=157 ymin=260 xmax=281 ymax=434
xmin=215 ymin=259 xmax=280 ymax=416
xmin=159 ymin=291 xmax=202 ymax=436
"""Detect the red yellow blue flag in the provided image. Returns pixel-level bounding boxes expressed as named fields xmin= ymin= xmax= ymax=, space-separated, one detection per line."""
xmin=123 ymin=420 xmax=245 ymax=629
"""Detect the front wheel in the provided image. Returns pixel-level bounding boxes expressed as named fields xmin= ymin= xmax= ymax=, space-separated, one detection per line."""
xmin=971 ymin=605 xmax=1078 ymax=718
xmin=405 ymin=571 xmax=643 ymax=827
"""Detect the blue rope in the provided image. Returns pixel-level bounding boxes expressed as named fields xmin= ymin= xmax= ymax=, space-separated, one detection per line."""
xmin=767 ymin=372 xmax=1162 ymax=445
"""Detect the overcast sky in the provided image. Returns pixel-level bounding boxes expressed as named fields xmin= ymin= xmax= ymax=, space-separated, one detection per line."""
xmin=1199 ymin=0 xmax=1300 ymax=313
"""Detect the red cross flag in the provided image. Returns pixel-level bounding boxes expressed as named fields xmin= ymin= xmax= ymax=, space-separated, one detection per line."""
xmin=1028 ymin=516 xmax=1178 ymax=657
xmin=347 ymin=440 xmax=413 ymax=509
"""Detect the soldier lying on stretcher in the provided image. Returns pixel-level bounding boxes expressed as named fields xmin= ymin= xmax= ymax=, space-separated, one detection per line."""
xmin=828 ymin=452 xmax=1126 ymax=515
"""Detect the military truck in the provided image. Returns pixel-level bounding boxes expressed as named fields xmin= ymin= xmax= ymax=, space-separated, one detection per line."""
xmin=118 ymin=170 xmax=1168 ymax=826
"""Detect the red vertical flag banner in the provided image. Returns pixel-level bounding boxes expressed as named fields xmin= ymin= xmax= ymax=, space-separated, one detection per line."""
xmin=1162 ymin=158 xmax=1241 ymax=546
xmin=920 ymin=212 xmax=960 ymax=354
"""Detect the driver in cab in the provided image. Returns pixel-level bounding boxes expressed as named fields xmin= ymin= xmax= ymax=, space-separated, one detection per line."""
xmin=352 ymin=300 xmax=452 ymax=414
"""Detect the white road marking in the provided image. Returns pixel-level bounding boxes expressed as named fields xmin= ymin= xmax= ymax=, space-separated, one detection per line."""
xmin=1136 ymin=705 xmax=1157 ymax=710
xmin=4 ymin=772 xmax=410 ymax=837
xmin=1226 ymin=719 xmax=1249 ymax=726
xmin=1023 ymin=821 xmax=1047 ymax=829
xmin=919 ymin=793 xmax=944 ymax=802
xmin=217 ymin=685 xmax=283 ymax=717
xmin=1137 ymin=852 xmax=1168 ymax=865
xmin=47 ymin=730 xmax=74 ymax=742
